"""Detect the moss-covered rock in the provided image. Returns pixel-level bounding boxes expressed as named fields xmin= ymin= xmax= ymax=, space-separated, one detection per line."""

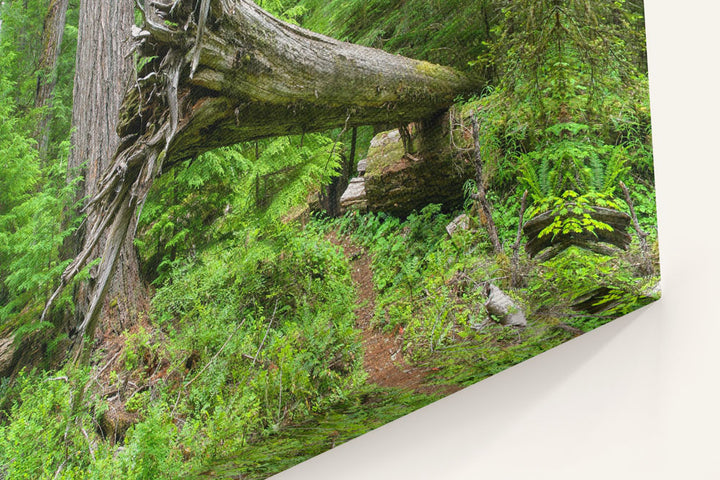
xmin=363 ymin=120 xmax=473 ymax=217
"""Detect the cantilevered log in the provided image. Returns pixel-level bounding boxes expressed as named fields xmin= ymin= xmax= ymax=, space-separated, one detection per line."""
xmin=42 ymin=0 xmax=480 ymax=350
xmin=122 ymin=0 xmax=479 ymax=164
xmin=523 ymin=206 xmax=632 ymax=259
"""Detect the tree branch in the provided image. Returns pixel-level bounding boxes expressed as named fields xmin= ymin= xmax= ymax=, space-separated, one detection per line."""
xmin=470 ymin=113 xmax=503 ymax=254
xmin=620 ymin=181 xmax=654 ymax=276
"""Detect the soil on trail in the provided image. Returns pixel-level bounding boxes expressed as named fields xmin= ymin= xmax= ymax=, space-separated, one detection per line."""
xmin=330 ymin=233 xmax=459 ymax=396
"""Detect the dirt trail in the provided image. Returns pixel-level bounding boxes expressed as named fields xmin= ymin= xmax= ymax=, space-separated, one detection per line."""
xmin=330 ymin=233 xmax=458 ymax=396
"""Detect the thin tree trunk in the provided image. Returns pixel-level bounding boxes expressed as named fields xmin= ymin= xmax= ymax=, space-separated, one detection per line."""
xmin=33 ymin=0 xmax=69 ymax=161
xmin=470 ymin=113 xmax=503 ymax=254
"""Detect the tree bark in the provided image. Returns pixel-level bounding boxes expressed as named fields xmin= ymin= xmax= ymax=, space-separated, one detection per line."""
xmin=33 ymin=0 xmax=69 ymax=161
xmin=121 ymin=0 xmax=480 ymax=164
xmin=63 ymin=0 xmax=147 ymax=346
xmin=44 ymin=0 xmax=479 ymax=348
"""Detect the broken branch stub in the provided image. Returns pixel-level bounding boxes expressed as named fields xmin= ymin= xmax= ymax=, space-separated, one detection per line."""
xmin=43 ymin=0 xmax=480 ymax=347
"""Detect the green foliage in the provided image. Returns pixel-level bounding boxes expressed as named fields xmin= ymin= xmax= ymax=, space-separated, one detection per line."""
xmin=519 ymin=129 xmax=630 ymax=201
xmin=140 ymin=222 xmax=363 ymax=465
xmin=0 ymin=0 xmax=78 ymax=158
xmin=295 ymin=0 xmax=497 ymax=71
xmin=255 ymin=0 xmax=308 ymax=23
xmin=137 ymin=134 xmax=341 ymax=284
xmin=0 ymin=0 xmax=79 ymax=331
xmin=463 ymin=0 xmax=655 ymax=257
xmin=0 ymin=368 xmax=108 ymax=479
xmin=0 ymin=44 xmax=81 ymax=327
xmin=0 ymin=0 xmax=47 ymax=109
xmin=119 ymin=404 xmax=183 ymax=479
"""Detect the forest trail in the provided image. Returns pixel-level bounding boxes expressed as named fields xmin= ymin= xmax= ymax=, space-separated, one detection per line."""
xmin=329 ymin=232 xmax=459 ymax=396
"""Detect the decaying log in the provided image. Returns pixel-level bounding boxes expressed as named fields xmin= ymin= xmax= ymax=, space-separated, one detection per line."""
xmin=42 ymin=0 xmax=479 ymax=351
xmin=0 ymin=336 xmax=17 ymax=378
xmin=523 ymin=205 xmax=632 ymax=259
xmin=128 ymin=0 xmax=480 ymax=165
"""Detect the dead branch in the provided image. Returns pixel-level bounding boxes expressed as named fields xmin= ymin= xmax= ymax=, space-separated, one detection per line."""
xmin=252 ymin=299 xmax=280 ymax=366
xmin=620 ymin=181 xmax=654 ymax=276
xmin=470 ymin=112 xmax=503 ymax=254
xmin=511 ymin=190 xmax=528 ymax=288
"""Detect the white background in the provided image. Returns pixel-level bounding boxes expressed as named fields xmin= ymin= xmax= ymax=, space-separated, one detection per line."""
xmin=274 ymin=1 xmax=720 ymax=478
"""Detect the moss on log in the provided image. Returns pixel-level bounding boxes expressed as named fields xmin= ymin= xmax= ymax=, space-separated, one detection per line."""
xmin=523 ymin=206 xmax=632 ymax=260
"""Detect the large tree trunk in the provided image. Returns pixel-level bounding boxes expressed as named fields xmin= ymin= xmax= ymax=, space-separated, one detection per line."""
xmin=63 ymin=0 xmax=147 ymax=347
xmin=33 ymin=0 xmax=68 ymax=161
xmin=44 ymin=0 xmax=479 ymax=350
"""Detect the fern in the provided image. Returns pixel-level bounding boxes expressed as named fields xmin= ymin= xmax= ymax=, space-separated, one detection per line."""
xmin=136 ymin=131 xmax=342 ymax=284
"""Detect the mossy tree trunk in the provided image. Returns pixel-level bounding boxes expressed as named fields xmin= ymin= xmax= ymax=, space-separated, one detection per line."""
xmin=44 ymin=0 xmax=479 ymax=354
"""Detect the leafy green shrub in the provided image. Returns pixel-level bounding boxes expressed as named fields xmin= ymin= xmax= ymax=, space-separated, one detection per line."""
xmin=0 ymin=369 xmax=108 ymax=479
xmin=119 ymin=404 xmax=183 ymax=479
xmin=147 ymin=222 xmax=363 ymax=460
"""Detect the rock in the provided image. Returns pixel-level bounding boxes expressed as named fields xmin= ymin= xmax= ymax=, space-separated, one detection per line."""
xmin=446 ymin=214 xmax=470 ymax=237
xmin=370 ymin=128 xmax=401 ymax=149
xmin=340 ymin=177 xmax=368 ymax=213
xmin=356 ymin=158 xmax=368 ymax=176
xmin=484 ymin=284 xmax=527 ymax=327
xmin=0 ymin=336 xmax=17 ymax=377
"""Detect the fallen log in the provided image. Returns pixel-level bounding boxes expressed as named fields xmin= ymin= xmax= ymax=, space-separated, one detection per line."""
xmin=42 ymin=0 xmax=480 ymax=352
xmin=523 ymin=205 xmax=632 ymax=259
